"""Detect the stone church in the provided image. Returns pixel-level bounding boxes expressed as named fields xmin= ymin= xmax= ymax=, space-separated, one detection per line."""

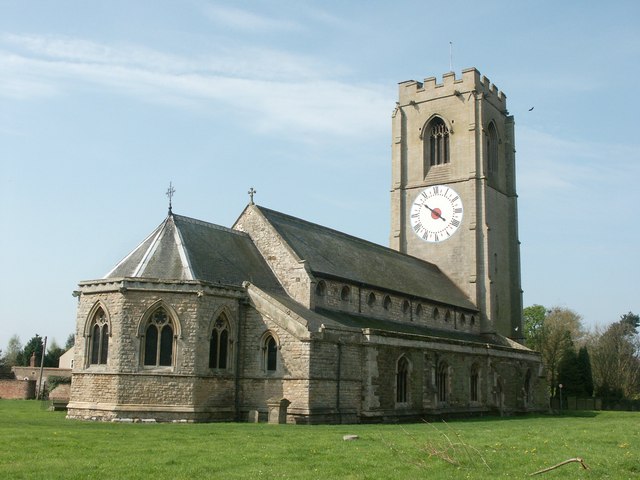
xmin=67 ymin=68 xmax=547 ymax=423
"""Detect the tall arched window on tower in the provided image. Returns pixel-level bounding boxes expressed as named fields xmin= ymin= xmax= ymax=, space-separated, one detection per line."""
xmin=143 ymin=307 xmax=175 ymax=367
xmin=396 ymin=356 xmax=410 ymax=404
xmin=89 ymin=307 xmax=109 ymax=365
xmin=209 ymin=314 xmax=230 ymax=369
xmin=424 ymin=117 xmax=450 ymax=169
xmin=487 ymin=122 xmax=499 ymax=175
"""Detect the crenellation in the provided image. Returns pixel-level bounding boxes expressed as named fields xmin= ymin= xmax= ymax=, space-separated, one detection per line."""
xmin=398 ymin=68 xmax=506 ymax=110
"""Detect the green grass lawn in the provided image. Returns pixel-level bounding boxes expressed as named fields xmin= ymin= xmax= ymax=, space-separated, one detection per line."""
xmin=0 ymin=401 xmax=637 ymax=479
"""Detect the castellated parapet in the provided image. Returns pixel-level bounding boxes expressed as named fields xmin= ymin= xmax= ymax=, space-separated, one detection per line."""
xmin=398 ymin=67 xmax=507 ymax=112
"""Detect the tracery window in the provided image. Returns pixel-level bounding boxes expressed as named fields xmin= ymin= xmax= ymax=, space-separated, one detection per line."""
xmin=396 ymin=356 xmax=410 ymax=404
xmin=209 ymin=314 xmax=230 ymax=369
xmin=424 ymin=117 xmax=450 ymax=168
xmin=89 ymin=307 xmax=109 ymax=365
xmin=264 ymin=334 xmax=278 ymax=372
xmin=143 ymin=307 xmax=174 ymax=367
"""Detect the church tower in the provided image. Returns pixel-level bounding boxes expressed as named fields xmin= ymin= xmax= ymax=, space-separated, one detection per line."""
xmin=390 ymin=68 xmax=523 ymax=339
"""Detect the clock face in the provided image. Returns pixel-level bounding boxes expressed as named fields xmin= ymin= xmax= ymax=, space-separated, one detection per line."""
xmin=410 ymin=185 xmax=464 ymax=243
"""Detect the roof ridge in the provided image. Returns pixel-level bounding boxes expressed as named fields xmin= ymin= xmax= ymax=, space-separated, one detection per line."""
xmin=255 ymin=205 xmax=442 ymax=271
xmin=172 ymin=213 xmax=250 ymax=238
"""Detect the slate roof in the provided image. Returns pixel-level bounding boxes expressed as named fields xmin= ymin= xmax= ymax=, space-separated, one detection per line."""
xmin=104 ymin=214 xmax=282 ymax=290
xmin=256 ymin=206 xmax=476 ymax=311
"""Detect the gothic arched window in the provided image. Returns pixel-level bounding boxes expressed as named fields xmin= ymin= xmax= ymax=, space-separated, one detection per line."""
xmin=396 ymin=356 xmax=410 ymax=404
xmin=340 ymin=286 xmax=351 ymax=302
xmin=367 ymin=292 xmax=376 ymax=307
xmin=383 ymin=295 xmax=392 ymax=311
xmin=487 ymin=122 xmax=499 ymax=175
xmin=470 ymin=364 xmax=480 ymax=402
xmin=89 ymin=307 xmax=109 ymax=365
xmin=424 ymin=117 xmax=450 ymax=168
xmin=143 ymin=307 xmax=174 ymax=367
xmin=263 ymin=333 xmax=278 ymax=372
xmin=209 ymin=314 xmax=230 ymax=369
xmin=437 ymin=362 xmax=449 ymax=403
xmin=315 ymin=280 xmax=326 ymax=297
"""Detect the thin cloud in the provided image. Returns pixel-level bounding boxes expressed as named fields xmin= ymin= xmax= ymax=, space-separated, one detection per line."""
xmin=203 ymin=4 xmax=302 ymax=33
xmin=517 ymin=126 xmax=640 ymax=193
xmin=0 ymin=34 xmax=390 ymax=138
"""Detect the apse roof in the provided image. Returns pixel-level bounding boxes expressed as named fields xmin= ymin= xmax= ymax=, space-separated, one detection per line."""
xmin=255 ymin=206 xmax=476 ymax=311
xmin=104 ymin=214 xmax=282 ymax=290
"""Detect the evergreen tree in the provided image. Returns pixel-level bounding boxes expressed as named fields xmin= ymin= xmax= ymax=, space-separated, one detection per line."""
xmin=44 ymin=339 xmax=66 ymax=367
xmin=577 ymin=346 xmax=594 ymax=397
xmin=20 ymin=335 xmax=44 ymax=366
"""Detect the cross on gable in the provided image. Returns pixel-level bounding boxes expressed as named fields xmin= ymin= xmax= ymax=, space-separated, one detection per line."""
xmin=248 ymin=187 xmax=257 ymax=205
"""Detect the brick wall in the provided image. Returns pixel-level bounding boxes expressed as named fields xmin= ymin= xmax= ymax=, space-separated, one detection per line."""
xmin=0 ymin=379 xmax=36 ymax=399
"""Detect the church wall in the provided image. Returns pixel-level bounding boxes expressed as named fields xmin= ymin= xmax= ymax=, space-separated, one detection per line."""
xmin=314 ymin=278 xmax=481 ymax=336
xmin=304 ymin=336 xmax=364 ymax=424
xmin=234 ymin=206 xmax=313 ymax=308
xmin=69 ymin=281 xmax=245 ymax=422
xmin=359 ymin=333 xmax=547 ymax=420
xmin=238 ymin=303 xmax=311 ymax=420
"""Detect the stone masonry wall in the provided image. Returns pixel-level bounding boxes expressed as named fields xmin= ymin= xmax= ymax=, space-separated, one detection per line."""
xmin=234 ymin=206 xmax=313 ymax=308
xmin=314 ymin=278 xmax=480 ymax=335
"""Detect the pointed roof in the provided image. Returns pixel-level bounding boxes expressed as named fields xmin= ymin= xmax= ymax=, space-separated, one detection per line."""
xmin=104 ymin=214 xmax=282 ymax=290
xmin=254 ymin=206 xmax=476 ymax=311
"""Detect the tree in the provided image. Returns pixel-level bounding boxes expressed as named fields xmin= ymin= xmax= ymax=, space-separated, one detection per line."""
xmin=65 ymin=333 xmax=75 ymax=350
xmin=3 ymin=335 xmax=22 ymax=367
xmin=523 ymin=304 xmax=546 ymax=351
xmin=44 ymin=339 xmax=66 ymax=368
xmin=577 ymin=346 xmax=594 ymax=397
xmin=20 ymin=335 xmax=44 ymax=367
xmin=523 ymin=305 xmax=585 ymax=397
xmin=589 ymin=312 xmax=640 ymax=401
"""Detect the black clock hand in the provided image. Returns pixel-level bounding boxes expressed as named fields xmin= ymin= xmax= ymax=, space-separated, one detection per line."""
xmin=422 ymin=203 xmax=446 ymax=221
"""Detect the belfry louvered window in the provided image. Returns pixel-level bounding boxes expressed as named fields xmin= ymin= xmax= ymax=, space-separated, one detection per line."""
xmin=425 ymin=117 xmax=450 ymax=167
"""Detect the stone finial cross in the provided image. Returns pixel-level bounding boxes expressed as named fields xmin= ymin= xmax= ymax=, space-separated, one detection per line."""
xmin=248 ymin=187 xmax=257 ymax=205
xmin=166 ymin=182 xmax=175 ymax=214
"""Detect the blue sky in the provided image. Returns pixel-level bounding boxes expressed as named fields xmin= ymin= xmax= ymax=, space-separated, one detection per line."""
xmin=1 ymin=0 xmax=638 ymax=352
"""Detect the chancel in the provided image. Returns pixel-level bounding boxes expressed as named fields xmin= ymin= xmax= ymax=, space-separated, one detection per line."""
xmin=67 ymin=68 xmax=546 ymax=423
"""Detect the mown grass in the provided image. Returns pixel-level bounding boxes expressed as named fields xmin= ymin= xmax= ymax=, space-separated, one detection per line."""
xmin=0 ymin=400 xmax=637 ymax=479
